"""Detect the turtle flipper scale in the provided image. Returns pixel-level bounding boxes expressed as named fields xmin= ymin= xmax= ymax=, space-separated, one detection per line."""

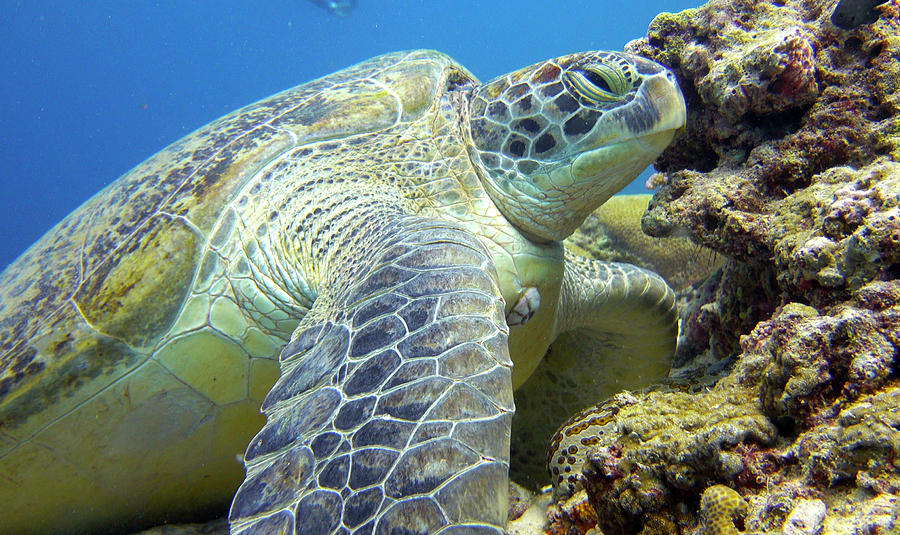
xmin=229 ymin=216 xmax=513 ymax=535
xmin=554 ymin=253 xmax=678 ymax=360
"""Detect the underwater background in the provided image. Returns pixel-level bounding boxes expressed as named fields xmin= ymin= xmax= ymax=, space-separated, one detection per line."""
xmin=1 ymin=0 xmax=699 ymax=269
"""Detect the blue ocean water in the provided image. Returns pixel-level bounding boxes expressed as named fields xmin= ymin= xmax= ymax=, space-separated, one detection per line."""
xmin=0 ymin=1 xmax=699 ymax=269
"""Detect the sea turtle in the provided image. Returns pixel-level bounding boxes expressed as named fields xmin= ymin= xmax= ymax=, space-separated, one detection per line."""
xmin=0 ymin=49 xmax=685 ymax=534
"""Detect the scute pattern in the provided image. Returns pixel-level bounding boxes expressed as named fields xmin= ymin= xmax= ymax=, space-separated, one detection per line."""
xmin=231 ymin=444 xmax=316 ymax=519
xmin=230 ymin=217 xmax=511 ymax=534
xmin=0 ymin=49 xmax=455 ymax=427
xmin=466 ymin=50 xmax=682 ymax=242
xmin=0 ymin=49 xmax=482 ymax=535
xmin=469 ymin=52 xmax=646 ymax=165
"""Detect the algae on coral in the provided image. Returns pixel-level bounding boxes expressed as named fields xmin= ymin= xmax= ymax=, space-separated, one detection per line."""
xmin=548 ymin=0 xmax=900 ymax=533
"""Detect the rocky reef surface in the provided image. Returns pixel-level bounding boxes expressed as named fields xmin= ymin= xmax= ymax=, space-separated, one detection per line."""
xmin=541 ymin=0 xmax=900 ymax=534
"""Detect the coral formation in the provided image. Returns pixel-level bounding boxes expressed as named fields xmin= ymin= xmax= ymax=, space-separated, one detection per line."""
xmin=546 ymin=0 xmax=900 ymax=533
xmin=566 ymin=194 xmax=724 ymax=291
xmin=572 ymin=387 xmax=775 ymax=534
xmin=699 ymin=485 xmax=746 ymax=535
xmin=744 ymin=284 xmax=899 ymax=427
xmin=542 ymin=490 xmax=599 ymax=535
xmin=781 ymin=498 xmax=826 ymax=535
xmin=560 ymin=288 xmax=898 ymax=533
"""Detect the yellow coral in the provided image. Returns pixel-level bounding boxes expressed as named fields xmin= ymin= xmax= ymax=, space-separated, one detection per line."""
xmin=700 ymin=485 xmax=747 ymax=535
xmin=567 ymin=194 xmax=723 ymax=290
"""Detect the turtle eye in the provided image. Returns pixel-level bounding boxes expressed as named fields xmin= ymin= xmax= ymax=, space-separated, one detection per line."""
xmin=565 ymin=63 xmax=631 ymax=104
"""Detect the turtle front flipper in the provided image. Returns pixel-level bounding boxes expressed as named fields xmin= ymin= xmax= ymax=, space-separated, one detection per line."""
xmin=229 ymin=216 xmax=514 ymax=535
xmin=510 ymin=252 xmax=677 ymax=488
xmin=553 ymin=252 xmax=677 ymax=369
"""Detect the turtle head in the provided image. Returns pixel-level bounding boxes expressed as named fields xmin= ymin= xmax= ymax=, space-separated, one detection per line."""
xmin=467 ymin=51 xmax=685 ymax=242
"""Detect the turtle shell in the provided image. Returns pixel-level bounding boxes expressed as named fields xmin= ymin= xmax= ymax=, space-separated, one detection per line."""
xmin=0 ymin=49 xmax=470 ymax=534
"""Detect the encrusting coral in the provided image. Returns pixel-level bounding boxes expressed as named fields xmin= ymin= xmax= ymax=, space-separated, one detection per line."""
xmin=545 ymin=0 xmax=900 ymax=534
xmin=700 ymin=485 xmax=747 ymax=535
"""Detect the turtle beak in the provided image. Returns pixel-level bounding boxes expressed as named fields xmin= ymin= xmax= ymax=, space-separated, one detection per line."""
xmin=647 ymin=70 xmax=686 ymax=135
xmin=634 ymin=70 xmax=686 ymax=154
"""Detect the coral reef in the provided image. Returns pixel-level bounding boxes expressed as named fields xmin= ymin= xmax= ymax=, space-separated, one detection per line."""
xmin=560 ymin=284 xmax=898 ymax=534
xmin=541 ymin=490 xmax=599 ymax=535
xmin=574 ymin=387 xmax=775 ymax=534
xmin=546 ymin=0 xmax=900 ymax=533
xmin=636 ymin=0 xmax=899 ymax=284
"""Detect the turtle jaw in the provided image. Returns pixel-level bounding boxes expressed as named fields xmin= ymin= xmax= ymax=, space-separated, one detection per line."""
xmin=521 ymin=125 xmax=681 ymax=240
xmin=566 ymin=128 xmax=681 ymax=210
xmin=566 ymin=77 xmax=686 ymax=207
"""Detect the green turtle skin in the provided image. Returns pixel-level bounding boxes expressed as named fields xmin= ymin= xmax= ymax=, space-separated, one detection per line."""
xmin=0 ymin=50 xmax=685 ymax=534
